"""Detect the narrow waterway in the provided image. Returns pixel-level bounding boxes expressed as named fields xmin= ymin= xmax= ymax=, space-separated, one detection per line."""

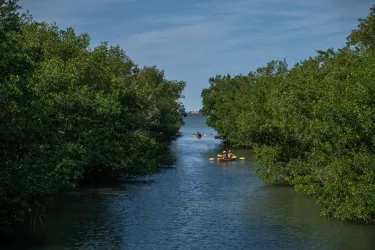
xmin=24 ymin=116 xmax=375 ymax=249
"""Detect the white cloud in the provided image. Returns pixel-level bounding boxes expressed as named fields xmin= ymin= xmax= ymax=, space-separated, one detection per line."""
xmin=16 ymin=0 xmax=375 ymax=110
xmin=119 ymin=0 xmax=371 ymax=68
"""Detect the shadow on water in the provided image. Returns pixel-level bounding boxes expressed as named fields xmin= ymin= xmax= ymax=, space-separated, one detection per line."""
xmin=3 ymin=116 xmax=375 ymax=249
xmin=247 ymin=184 xmax=375 ymax=250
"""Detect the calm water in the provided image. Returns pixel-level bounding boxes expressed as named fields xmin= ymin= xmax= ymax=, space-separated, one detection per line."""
xmin=14 ymin=116 xmax=375 ymax=249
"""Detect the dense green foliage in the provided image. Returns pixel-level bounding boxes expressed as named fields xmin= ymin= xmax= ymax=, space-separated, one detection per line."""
xmin=0 ymin=0 xmax=185 ymax=235
xmin=201 ymin=5 xmax=375 ymax=223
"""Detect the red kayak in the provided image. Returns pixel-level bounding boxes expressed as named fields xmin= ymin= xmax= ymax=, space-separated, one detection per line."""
xmin=217 ymin=156 xmax=237 ymax=162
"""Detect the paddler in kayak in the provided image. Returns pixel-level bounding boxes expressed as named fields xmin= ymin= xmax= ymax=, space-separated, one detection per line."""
xmin=222 ymin=151 xmax=228 ymax=158
xmin=227 ymin=150 xmax=233 ymax=158
xmin=197 ymin=132 xmax=202 ymax=138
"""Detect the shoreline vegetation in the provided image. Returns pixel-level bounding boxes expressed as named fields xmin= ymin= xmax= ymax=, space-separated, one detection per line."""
xmin=185 ymin=111 xmax=204 ymax=116
xmin=201 ymin=5 xmax=375 ymax=223
xmin=0 ymin=0 xmax=186 ymax=241
xmin=1 ymin=0 xmax=375 ymax=245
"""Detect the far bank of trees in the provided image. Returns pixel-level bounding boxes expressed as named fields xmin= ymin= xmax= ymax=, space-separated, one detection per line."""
xmin=0 ymin=0 xmax=186 ymax=236
xmin=201 ymin=5 xmax=375 ymax=223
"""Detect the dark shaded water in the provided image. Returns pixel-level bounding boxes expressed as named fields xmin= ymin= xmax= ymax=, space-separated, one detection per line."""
xmin=10 ymin=116 xmax=375 ymax=249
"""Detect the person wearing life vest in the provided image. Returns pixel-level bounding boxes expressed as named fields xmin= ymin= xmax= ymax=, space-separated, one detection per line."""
xmin=197 ymin=132 xmax=202 ymax=138
xmin=227 ymin=150 xmax=233 ymax=158
xmin=222 ymin=151 xmax=227 ymax=158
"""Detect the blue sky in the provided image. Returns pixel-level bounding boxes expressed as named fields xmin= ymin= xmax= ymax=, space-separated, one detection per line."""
xmin=18 ymin=0 xmax=374 ymax=111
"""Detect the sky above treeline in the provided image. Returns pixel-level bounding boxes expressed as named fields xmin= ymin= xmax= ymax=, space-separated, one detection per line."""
xmin=18 ymin=0 xmax=374 ymax=111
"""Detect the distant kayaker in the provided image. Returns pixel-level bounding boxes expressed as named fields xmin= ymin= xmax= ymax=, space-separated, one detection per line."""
xmin=197 ymin=132 xmax=202 ymax=137
xmin=227 ymin=150 xmax=233 ymax=158
xmin=222 ymin=151 xmax=227 ymax=158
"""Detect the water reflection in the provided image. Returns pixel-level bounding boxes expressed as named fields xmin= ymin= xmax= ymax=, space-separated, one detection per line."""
xmin=17 ymin=116 xmax=375 ymax=249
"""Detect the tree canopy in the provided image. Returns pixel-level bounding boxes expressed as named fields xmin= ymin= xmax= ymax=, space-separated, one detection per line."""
xmin=0 ymin=0 xmax=186 ymax=235
xmin=201 ymin=5 xmax=375 ymax=223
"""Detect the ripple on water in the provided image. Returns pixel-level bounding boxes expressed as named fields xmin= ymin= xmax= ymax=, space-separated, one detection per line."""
xmin=22 ymin=116 xmax=375 ymax=250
